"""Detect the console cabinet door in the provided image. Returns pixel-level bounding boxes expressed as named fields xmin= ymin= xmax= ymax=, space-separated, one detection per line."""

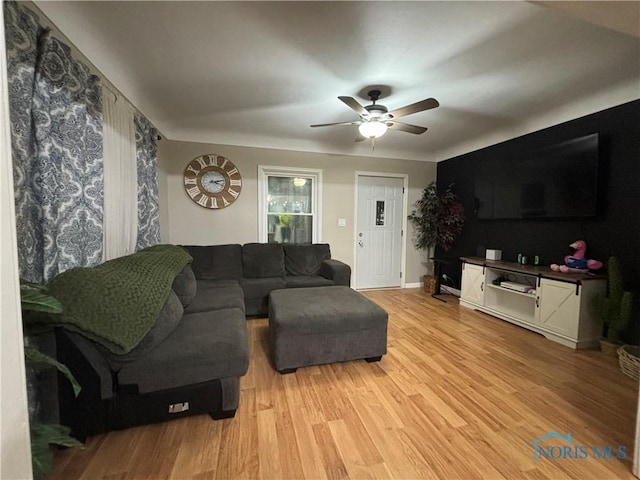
xmin=536 ymin=278 xmax=580 ymax=338
xmin=460 ymin=263 xmax=485 ymax=306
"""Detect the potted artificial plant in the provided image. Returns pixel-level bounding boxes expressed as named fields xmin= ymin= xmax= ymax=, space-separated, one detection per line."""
xmin=594 ymin=256 xmax=634 ymax=357
xmin=21 ymin=281 xmax=83 ymax=479
xmin=407 ymin=181 xmax=465 ymax=293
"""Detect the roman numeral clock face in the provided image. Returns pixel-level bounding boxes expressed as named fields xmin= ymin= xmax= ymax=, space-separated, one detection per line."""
xmin=183 ymin=154 xmax=242 ymax=209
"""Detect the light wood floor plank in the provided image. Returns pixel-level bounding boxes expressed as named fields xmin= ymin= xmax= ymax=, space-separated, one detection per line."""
xmin=50 ymin=289 xmax=638 ymax=479
xmin=311 ymin=422 xmax=349 ymax=480
xmin=281 ymin=374 xmax=328 ymax=479
xmin=327 ymin=418 xmax=376 ymax=479
xmin=170 ymin=414 xmax=222 ymax=478
xmin=348 ymin=394 xmax=436 ymax=479
xmin=127 ymin=420 xmax=182 ymax=479
xmin=215 ymin=387 xmax=259 ymax=480
xmin=257 ymin=408 xmax=283 ymax=480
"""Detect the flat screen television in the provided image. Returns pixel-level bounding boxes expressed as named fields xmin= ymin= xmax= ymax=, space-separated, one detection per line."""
xmin=474 ymin=133 xmax=601 ymax=219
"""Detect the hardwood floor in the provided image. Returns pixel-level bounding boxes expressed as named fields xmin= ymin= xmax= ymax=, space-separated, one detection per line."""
xmin=50 ymin=288 xmax=638 ymax=479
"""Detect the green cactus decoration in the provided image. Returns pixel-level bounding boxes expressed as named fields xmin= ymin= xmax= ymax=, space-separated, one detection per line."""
xmin=595 ymin=256 xmax=634 ymax=343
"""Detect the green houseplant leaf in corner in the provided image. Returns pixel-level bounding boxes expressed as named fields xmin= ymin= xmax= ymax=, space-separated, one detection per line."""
xmin=21 ymin=280 xmax=83 ymax=479
xmin=593 ymin=257 xmax=634 ymax=357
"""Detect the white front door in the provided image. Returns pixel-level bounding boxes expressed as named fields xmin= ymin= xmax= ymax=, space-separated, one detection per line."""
xmin=356 ymin=175 xmax=405 ymax=289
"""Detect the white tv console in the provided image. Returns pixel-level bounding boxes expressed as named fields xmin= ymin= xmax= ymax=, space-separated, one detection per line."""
xmin=459 ymin=257 xmax=606 ymax=349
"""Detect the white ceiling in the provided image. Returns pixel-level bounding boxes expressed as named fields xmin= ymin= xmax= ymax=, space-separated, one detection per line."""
xmin=34 ymin=1 xmax=640 ymax=162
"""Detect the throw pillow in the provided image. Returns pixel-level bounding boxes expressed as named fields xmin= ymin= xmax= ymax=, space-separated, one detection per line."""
xmin=284 ymin=244 xmax=331 ymax=276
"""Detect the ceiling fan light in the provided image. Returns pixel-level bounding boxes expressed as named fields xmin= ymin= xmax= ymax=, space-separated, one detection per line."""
xmin=359 ymin=121 xmax=388 ymax=139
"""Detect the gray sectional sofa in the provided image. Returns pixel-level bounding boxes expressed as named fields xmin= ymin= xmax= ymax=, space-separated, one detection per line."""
xmin=184 ymin=243 xmax=351 ymax=316
xmin=56 ymin=243 xmax=350 ymax=440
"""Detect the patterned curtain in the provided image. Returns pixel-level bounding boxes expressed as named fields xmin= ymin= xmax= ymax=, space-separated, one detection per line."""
xmin=32 ymin=30 xmax=103 ymax=281
xmin=135 ymin=114 xmax=160 ymax=250
xmin=5 ymin=1 xmax=104 ymax=283
xmin=6 ymin=1 xmax=160 ymax=282
xmin=5 ymin=1 xmax=42 ymax=282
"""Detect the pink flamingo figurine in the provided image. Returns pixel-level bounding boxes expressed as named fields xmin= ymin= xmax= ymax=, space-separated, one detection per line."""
xmin=550 ymin=240 xmax=603 ymax=273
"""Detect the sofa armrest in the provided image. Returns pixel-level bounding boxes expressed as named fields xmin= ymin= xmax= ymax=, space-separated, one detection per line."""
xmin=55 ymin=329 xmax=114 ymax=440
xmin=320 ymin=259 xmax=351 ymax=286
xmin=56 ymin=329 xmax=115 ymax=400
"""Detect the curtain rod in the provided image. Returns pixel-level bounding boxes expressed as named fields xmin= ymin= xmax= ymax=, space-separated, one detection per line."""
xmin=26 ymin=1 xmax=164 ymax=139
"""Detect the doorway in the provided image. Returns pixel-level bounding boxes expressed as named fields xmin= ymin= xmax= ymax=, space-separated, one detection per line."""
xmin=355 ymin=173 xmax=407 ymax=289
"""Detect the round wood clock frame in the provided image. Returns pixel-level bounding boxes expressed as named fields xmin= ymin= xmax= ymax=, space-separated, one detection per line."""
xmin=183 ymin=154 xmax=242 ymax=209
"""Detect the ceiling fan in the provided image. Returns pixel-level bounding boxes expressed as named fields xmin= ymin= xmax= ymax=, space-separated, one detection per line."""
xmin=310 ymin=89 xmax=439 ymax=142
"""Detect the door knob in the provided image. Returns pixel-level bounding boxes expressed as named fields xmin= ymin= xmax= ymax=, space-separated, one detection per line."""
xmin=359 ymin=240 xmax=364 ymax=247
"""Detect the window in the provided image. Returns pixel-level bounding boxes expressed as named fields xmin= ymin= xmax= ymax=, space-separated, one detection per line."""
xmin=258 ymin=166 xmax=322 ymax=244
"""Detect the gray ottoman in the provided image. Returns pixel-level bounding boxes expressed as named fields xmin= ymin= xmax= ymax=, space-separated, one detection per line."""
xmin=268 ymin=286 xmax=388 ymax=373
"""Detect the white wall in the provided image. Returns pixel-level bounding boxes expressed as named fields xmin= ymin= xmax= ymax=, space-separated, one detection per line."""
xmin=0 ymin=3 xmax=33 ymax=477
xmin=158 ymin=140 xmax=436 ymax=285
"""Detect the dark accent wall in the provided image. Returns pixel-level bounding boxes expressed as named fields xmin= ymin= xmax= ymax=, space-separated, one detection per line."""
xmin=437 ymin=100 xmax=639 ymax=342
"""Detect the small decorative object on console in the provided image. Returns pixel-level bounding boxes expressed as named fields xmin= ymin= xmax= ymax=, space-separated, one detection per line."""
xmin=550 ymin=240 xmax=603 ymax=273
xmin=486 ymin=249 xmax=502 ymax=260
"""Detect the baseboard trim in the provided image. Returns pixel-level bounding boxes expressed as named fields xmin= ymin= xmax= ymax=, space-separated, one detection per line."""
xmin=404 ymin=282 xmax=421 ymax=289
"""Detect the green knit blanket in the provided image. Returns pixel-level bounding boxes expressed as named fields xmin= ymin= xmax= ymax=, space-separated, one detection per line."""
xmin=44 ymin=244 xmax=192 ymax=354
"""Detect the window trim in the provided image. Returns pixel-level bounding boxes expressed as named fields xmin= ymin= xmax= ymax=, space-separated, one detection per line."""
xmin=258 ymin=165 xmax=322 ymax=243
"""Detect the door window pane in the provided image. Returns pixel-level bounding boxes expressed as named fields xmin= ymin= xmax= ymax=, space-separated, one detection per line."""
xmin=376 ymin=200 xmax=385 ymax=226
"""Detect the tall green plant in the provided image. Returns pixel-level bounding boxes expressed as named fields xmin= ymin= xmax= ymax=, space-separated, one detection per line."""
xmin=408 ymin=182 xmax=465 ymax=251
xmin=594 ymin=257 xmax=634 ymax=343
xmin=21 ymin=281 xmax=82 ymax=479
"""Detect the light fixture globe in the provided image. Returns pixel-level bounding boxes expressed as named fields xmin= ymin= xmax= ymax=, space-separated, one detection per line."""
xmin=359 ymin=120 xmax=388 ymax=139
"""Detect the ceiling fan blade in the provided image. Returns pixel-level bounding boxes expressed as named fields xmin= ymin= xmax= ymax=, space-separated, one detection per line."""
xmin=387 ymin=98 xmax=439 ymax=119
xmin=387 ymin=121 xmax=428 ymax=135
xmin=310 ymin=121 xmax=360 ymax=128
xmin=338 ymin=96 xmax=369 ymax=116
xmin=354 ymin=133 xmax=367 ymax=142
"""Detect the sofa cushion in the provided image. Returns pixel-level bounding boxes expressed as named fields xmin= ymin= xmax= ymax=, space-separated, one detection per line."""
xmin=284 ymin=244 xmax=331 ymax=276
xmin=172 ymin=264 xmax=197 ymax=307
xmin=242 ymin=243 xmax=285 ymax=278
xmin=101 ymin=290 xmax=184 ymax=368
xmin=240 ymin=277 xmax=287 ymax=316
xmin=117 ymin=307 xmax=249 ymax=393
xmin=240 ymin=277 xmax=287 ymax=300
xmin=284 ymin=275 xmax=334 ymax=288
xmin=182 ymin=244 xmax=243 ymax=281
xmin=184 ymin=280 xmax=245 ymax=314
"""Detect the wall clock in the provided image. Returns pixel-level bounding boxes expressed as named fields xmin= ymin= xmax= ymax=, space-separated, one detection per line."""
xmin=183 ymin=154 xmax=242 ymax=209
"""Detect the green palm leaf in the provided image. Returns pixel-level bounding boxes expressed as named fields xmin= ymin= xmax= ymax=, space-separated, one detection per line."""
xmin=24 ymin=345 xmax=81 ymax=397
xmin=20 ymin=282 xmax=63 ymax=314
